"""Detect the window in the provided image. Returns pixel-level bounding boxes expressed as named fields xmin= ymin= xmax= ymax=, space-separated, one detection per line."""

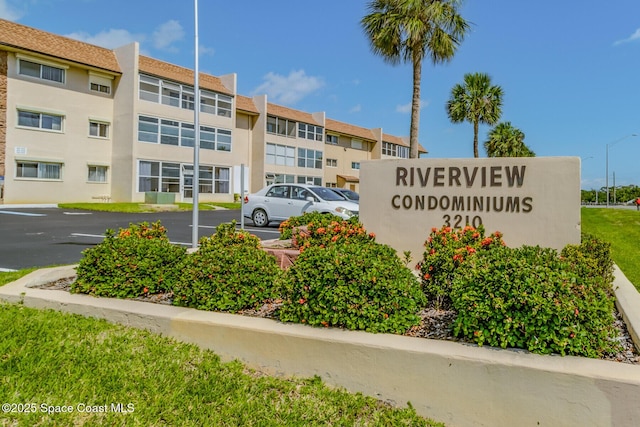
xmin=351 ymin=139 xmax=363 ymax=150
xmin=18 ymin=60 xmax=65 ymax=83
xmin=298 ymin=123 xmax=323 ymax=141
xmin=267 ymin=116 xmax=296 ymax=137
xmin=215 ymin=167 xmax=230 ymax=193
xmin=139 ymin=74 xmax=232 ymax=117
xmin=138 ymin=160 xmax=160 ymax=192
xmin=351 ymin=162 xmax=360 ymax=170
xmin=326 ymin=158 xmax=337 ymax=167
xmin=89 ymin=121 xmax=109 ymax=138
xmin=266 ymin=143 xmax=295 ymax=166
xmin=297 ymin=176 xmax=322 ymax=186
xmin=138 ymin=116 xmax=159 ymax=142
xmin=138 ymin=115 xmax=232 ymax=150
xmin=326 ymin=134 xmax=338 ymax=145
xmin=160 ymin=119 xmax=180 ymax=145
xmin=139 ymin=75 xmax=160 ymax=102
xmin=298 ymin=148 xmax=323 ymax=169
xmin=326 ymin=182 xmax=337 ymax=188
xmin=88 ymin=166 xmax=108 ymax=182
xmin=90 ymin=82 xmax=111 ymax=94
xmin=16 ymin=161 xmax=61 ymax=179
xmin=201 ymin=126 xmax=232 ymax=151
xmin=397 ymin=145 xmax=409 ymax=158
xmin=18 ymin=110 xmax=63 ymax=131
xmin=200 ymin=90 xmax=232 ymax=117
xmin=383 ymin=142 xmax=409 ymax=158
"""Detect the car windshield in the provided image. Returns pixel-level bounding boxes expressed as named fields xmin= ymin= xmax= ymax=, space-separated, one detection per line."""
xmin=310 ymin=186 xmax=345 ymax=201
xmin=340 ymin=190 xmax=359 ymax=201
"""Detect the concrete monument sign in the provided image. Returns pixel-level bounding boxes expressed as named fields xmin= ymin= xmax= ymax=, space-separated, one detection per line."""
xmin=359 ymin=157 xmax=580 ymax=261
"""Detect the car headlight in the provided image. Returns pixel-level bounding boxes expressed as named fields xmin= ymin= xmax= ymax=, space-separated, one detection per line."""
xmin=335 ymin=206 xmax=354 ymax=217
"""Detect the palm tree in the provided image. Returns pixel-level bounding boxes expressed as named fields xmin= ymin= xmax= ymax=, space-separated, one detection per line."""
xmin=361 ymin=0 xmax=469 ymax=158
xmin=484 ymin=122 xmax=535 ymax=157
xmin=446 ymin=72 xmax=503 ymax=158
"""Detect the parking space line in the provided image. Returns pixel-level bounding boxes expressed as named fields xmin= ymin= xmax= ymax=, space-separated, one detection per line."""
xmin=0 ymin=267 xmax=17 ymax=272
xmin=0 ymin=210 xmax=47 ymax=217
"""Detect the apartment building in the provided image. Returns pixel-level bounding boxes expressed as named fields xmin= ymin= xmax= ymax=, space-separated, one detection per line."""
xmin=0 ymin=19 xmax=422 ymax=205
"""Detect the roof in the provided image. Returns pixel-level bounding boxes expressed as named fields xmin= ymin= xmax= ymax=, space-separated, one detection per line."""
xmin=138 ymin=55 xmax=232 ymax=95
xmin=337 ymin=175 xmax=360 ymax=182
xmin=267 ymin=103 xmax=321 ymax=125
xmin=326 ymin=118 xmax=376 ymax=141
xmin=236 ymin=95 xmax=259 ymax=115
xmin=0 ymin=19 xmax=121 ymax=73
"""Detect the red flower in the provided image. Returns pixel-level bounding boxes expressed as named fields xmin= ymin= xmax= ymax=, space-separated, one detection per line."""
xmin=298 ymin=298 xmax=306 ymax=304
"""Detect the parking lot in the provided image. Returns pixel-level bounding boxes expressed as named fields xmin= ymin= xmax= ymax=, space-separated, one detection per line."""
xmin=0 ymin=207 xmax=279 ymax=271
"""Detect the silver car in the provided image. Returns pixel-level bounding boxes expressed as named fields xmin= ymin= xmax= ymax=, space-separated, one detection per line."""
xmin=243 ymin=184 xmax=359 ymax=227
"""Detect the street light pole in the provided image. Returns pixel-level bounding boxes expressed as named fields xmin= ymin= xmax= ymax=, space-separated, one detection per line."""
xmin=606 ymin=134 xmax=637 ymax=208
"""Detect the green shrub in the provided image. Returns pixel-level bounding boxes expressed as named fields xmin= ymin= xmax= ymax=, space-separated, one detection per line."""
xmin=450 ymin=245 xmax=620 ymax=358
xmin=420 ymin=225 xmax=504 ymax=308
xmin=72 ymin=221 xmax=186 ymax=298
xmin=278 ymin=241 xmax=426 ymax=334
xmin=278 ymin=212 xmax=370 ymax=247
xmin=561 ymin=233 xmax=614 ymax=285
xmin=173 ymin=222 xmax=281 ymax=312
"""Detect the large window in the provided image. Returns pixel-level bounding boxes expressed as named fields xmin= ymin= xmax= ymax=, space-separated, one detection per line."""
xmin=139 ymin=74 xmax=232 ymax=117
xmin=138 ymin=115 xmax=232 ymax=151
xmin=18 ymin=110 xmax=63 ymax=131
xmin=266 ymin=143 xmax=295 ymax=166
xmin=138 ymin=160 xmax=228 ymax=194
xmin=298 ymin=123 xmax=323 ymax=141
xmin=266 ymin=116 xmax=296 ymax=137
xmin=18 ymin=59 xmax=65 ymax=83
xmin=16 ymin=161 xmax=61 ymax=179
xmin=383 ymin=142 xmax=409 ymax=158
xmin=298 ymin=148 xmax=322 ymax=169
xmin=88 ymin=166 xmax=108 ymax=182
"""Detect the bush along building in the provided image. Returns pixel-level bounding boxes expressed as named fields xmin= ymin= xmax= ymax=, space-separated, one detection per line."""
xmin=0 ymin=19 xmax=424 ymax=204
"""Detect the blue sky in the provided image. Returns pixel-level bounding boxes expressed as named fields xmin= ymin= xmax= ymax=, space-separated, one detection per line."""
xmin=3 ymin=0 xmax=640 ymax=190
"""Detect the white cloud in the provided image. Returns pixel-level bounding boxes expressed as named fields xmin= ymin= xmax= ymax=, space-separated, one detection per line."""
xmin=253 ymin=70 xmax=324 ymax=105
xmin=65 ymin=29 xmax=144 ymax=49
xmin=396 ymin=100 xmax=428 ymax=114
xmin=152 ymin=20 xmax=184 ymax=51
xmin=613 ymin=28 xmax=640 ymax=46
xmin=198 ymin=44 xmax=215 ymax=57
xmin=349 ymin=104 xmax=362 ymax=113
xmin=0 ymin=0 xmax=23 ymax=21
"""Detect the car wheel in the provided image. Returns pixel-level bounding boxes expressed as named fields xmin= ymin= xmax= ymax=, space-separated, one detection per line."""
xmin=252 ymin=209 xmax=269 ymax=227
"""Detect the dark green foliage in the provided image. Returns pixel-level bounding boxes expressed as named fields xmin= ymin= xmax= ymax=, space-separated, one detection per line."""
xmin=278 ymin=241 xmax=426 ymax=334
xmin=278 ymin=211 xmax=356 ymax=240
xmin=173 ymin=222 xmax=281 ymax=312
xmin=450 ymin=245 xmax=620 ymax=357
xmin=561 ymin=233 xmax=614 ymax=285
xmin=420 ymin=225 xmax=504 ymax=308
xmin=72 ymin=221 xmax=186 ymax=298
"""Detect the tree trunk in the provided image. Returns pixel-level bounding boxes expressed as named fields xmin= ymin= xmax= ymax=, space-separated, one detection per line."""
xmin=410 ymin=54 xmax=422 ymax=159
xmin=473 ymin=120 xmax=479 ymax=158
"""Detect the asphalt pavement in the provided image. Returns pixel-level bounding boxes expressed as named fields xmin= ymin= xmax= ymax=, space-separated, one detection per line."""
xmin=0 ymin=207 xmax=280 ymax=271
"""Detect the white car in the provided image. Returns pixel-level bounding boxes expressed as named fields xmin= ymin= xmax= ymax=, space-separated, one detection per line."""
xmin=243 ymin=183 xmax=359 ymax=227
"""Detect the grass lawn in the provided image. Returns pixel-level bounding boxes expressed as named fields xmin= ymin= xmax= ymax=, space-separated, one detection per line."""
xmin=58 ymin=202 xmax=241 ymax=213
xmin=581 ymin=207 xmax=640 ymax=290
xmin=0 ymin=303 xmax=438 ymax=426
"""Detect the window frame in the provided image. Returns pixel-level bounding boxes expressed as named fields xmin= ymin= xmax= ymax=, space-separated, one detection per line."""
xmin=16 ymin=161 xmax=62 ymax=180
xmin=87 ymin=165 xmax=108 ymax=183
xmin=18 ymin=58 xmax=66 ymax=84
xmin=89 ymin=120 xmax=110 ymax=139
xmin=17 ymin=109 xmax=64 ymax=132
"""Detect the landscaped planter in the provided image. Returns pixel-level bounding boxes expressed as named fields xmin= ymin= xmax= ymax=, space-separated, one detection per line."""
xmin=1 ymin=265 xmax=639 ymax=427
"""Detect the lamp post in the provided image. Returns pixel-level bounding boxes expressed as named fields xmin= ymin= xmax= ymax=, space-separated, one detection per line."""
xmin=606 ymin=134 xmax=637 ymax=207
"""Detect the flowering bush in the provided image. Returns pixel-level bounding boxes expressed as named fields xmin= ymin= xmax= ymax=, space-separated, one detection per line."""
xmin=450 ymin=245 xmax=620 ymax=358
xmin=279 ymin=212 xmax=375 ymax=251
xmin=172 ymin=222 xmax=281 ymax=312
xmin=72 ymin=221 xmax=186 ymax=298
xmin=420 ymin=225 xmax=504 ymax=308
xmin=278 ymin=241 xmax=426 ymax=334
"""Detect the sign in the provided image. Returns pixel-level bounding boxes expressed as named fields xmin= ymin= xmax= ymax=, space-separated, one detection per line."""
xmin=359 ymin=157 xmax=580 ymax=261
